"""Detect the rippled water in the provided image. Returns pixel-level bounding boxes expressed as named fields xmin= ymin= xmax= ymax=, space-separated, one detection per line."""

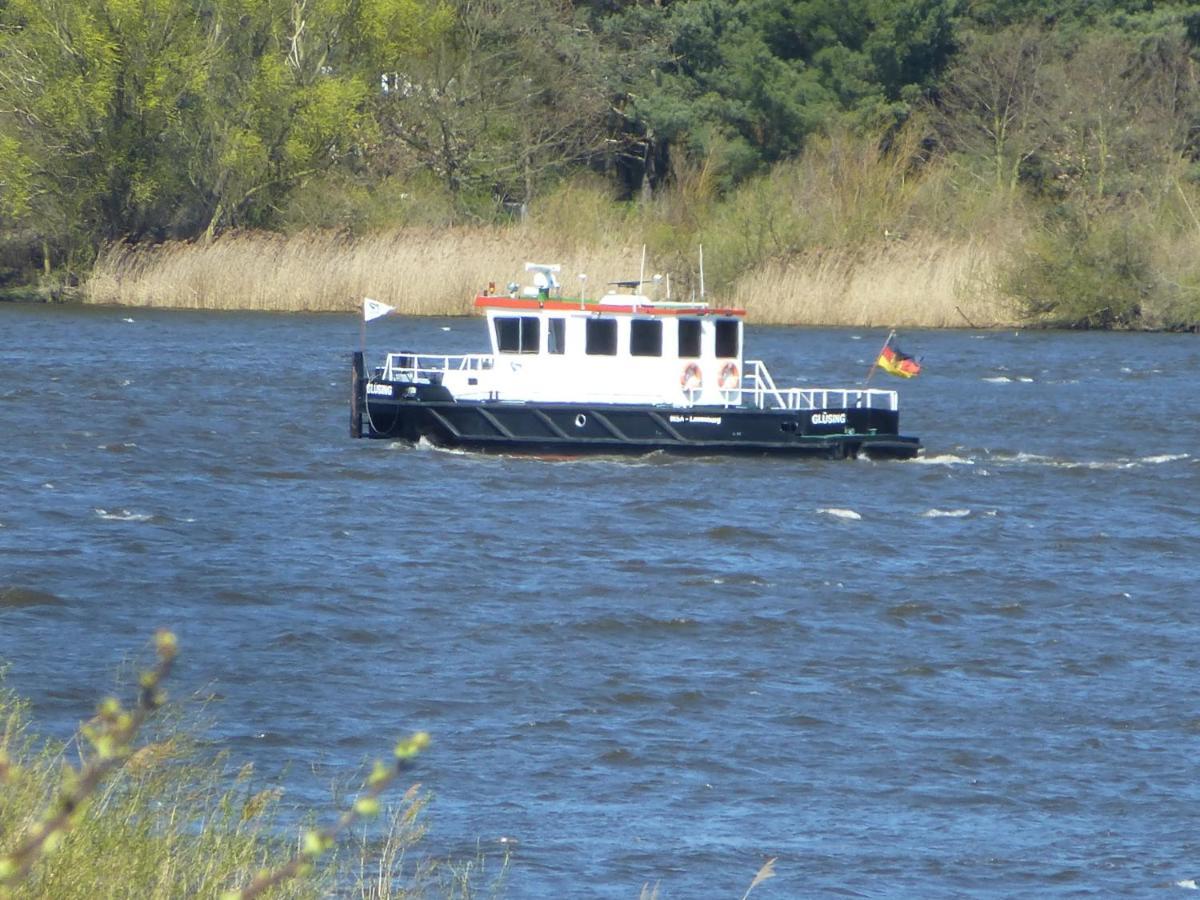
xmin=2 ymin=305 xmax=1199 ymax=898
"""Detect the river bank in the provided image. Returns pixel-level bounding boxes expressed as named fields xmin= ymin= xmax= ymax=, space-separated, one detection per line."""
xmin=77 ymin=228 xmax=1016 ymax=328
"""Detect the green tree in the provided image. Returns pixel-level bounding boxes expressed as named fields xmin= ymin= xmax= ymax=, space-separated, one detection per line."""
xmin=372 ymin=0 xmax=644 ymax=217
xmin=626 ymin=0 xmax=960 ymax=192
xmin=0 ymin=0 xmax=450 ymax=274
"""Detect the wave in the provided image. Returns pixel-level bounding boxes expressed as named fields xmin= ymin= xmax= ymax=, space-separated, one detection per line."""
xmin=911 ymin=453 xmax=975 ymax=466
xmin=93 ymin=508 xmax=154 ymax=522
xmin=922 ymin=508 xmax=971 ymax=518
xmin=991 ymin=451 xmax=1191 ymax=470
xmin=817 ymin=507 xmax=861 ymax=520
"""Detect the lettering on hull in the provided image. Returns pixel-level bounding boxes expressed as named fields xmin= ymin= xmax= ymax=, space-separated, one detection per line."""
xmin=669 ymin=415 xmax=722 ymax=425
xmin=811 ymin=412 xmax=846 ymax=425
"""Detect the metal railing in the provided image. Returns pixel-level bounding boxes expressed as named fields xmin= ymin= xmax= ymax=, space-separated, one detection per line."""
xmin=737 ymin=360 xmax=898 ymax=411
xmin=379 ymin=352 xmax=898 ymax=412
xmin=382 ymin=353 xmax=493 ymax=381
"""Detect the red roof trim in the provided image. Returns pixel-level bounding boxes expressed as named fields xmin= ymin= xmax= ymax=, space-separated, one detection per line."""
xmin=473 ymin=295 xmax=746 ymax=317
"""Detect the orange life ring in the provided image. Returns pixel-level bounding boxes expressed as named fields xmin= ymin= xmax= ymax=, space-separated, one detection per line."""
xmin=719 ymin=361 xmax=740 ymax=389
xmin=680 ymin=363 xmax=703 ymax=390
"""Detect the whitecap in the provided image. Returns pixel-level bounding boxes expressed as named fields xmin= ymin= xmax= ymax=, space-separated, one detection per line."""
xmin=983 ymin=376 xmax=1012 ymax=383
xmin=1018 ymin=376 xmax=1034 ymax=383
xmin=94 ymin=508 xmax=153 ymax=522
xmin=121 ymin=317 xmax=135 ymax=323
xmin=923 ymin=508 xmax=970 ymax=518
xmin=1141 ymin=453 xmax=1189 ymax=465
xmin=1175 ymin=879 xmax=1198 ymax=890
xmin=817 ymin=508 xmax=861 ymax=520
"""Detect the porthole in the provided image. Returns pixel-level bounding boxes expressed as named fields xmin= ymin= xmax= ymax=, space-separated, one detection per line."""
xmin=575 ymin=413 xmax=587 ymax=428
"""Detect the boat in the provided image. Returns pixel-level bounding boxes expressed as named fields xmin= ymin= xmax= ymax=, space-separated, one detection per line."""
xmin=350 ymin=262 xmax=921 ymax=459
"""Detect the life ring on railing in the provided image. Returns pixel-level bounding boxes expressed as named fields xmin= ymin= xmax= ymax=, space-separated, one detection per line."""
xmin=680 ymin=363 xmax=703 ymax=391
xmin=719 ymin=362 xmax=740 ymax=389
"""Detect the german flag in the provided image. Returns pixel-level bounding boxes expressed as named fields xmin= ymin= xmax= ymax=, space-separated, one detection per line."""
xmin=876 ymin=340 xmax=921 ymax=378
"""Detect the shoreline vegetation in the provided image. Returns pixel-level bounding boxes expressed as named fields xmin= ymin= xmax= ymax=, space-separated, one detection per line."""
xmin=0 ymin=633 xmax=502 ymax=900
xmin=79 ymin=226 xmax=1013 ymax=329
xmin=6 ymin=3 xmax=1200 ymax=330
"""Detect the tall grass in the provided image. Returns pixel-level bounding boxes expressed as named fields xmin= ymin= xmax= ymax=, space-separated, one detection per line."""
xmin=82 ymin=127 xmax=1027 ymax=326
xmin=0 ymin=634 xmax=477 ymax=900
xmin=84 ymin=229 xmax=652 ymax=316
xmin=0 ymin=672 xmax=324 ymax=898
xmin=729 ymin=238 xmax=1012 ymax=328
xmin=83 ymin=225 xmax=1016 ymax=326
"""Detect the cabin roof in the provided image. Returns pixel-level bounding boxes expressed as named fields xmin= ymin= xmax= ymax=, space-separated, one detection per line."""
xmin=474 ymin=294 xmax=747 ymax=317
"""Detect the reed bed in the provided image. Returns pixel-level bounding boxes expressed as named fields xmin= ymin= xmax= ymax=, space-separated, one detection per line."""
xmin=729 ymin=237 xmax=1017 ymax=328
xmin=84 ymin=228 xmax=1016 ymax=326
xmin=84 ymin=229 xmax=652 ymax=317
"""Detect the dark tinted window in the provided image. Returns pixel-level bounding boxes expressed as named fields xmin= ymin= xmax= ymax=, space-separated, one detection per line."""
xmin=715 ymin=319 xmax=740 ymax=357
xmin=679 ymin=319 xmax=701 ymax=358
xmin=585 ymin=318 xmax=618 ymax=355
xmin=630 ymin=319 xmax=662 ymax=357
xmin=494 ymin=316 xmax=540 ymax=353
xmin=548 ymin=318 xmax=566 ymax=354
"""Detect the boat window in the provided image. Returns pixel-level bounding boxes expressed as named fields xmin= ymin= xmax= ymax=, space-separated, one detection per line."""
xmin=585 ymin=318 xmax=618 ymax=355
xmin=679 ymin=319 xmax=701 ymax=358
xmin=715 ymin=319 xmax=740 ymax=358
xmin=547 ymin=318 xmax=566 ymax=355
xmin=494 ymin=316 xmax=540 ymax=354
xmin=629 ymin=319 xmax=662 ymax=357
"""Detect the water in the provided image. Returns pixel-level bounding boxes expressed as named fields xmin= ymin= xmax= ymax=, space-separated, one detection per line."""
xmin=2 ymin=305 xmax=1199 ymax=898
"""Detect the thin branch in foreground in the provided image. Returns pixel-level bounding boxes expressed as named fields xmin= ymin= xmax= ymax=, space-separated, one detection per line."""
xmin=0 ymin=630 xmax=178 ymax=888
xmin=220 ymin=732 xmax=431 ymax=900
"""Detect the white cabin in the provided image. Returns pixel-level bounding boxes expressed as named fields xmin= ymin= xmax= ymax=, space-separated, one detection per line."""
xmin=378 ymin=264 xmax=902 ymax=414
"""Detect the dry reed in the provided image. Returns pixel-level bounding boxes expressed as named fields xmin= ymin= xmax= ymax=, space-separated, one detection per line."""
xmin=84 ymin=229 xmax=652 ymax=317
xmin=84 ymin=228 xmax=1018 ymax=327
xmin=729 ymin=237 xmax=1018 ymax=328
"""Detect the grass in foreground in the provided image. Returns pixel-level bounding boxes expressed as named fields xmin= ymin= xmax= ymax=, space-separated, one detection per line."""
xmin=0 ymin=633 xmax=493 ymax=900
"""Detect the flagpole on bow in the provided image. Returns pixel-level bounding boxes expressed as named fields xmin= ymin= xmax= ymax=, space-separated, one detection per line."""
xmin=865 ymin=329 xmax=895 ymax=384
xmin=360 ymin=303 xmax=367 ymax=358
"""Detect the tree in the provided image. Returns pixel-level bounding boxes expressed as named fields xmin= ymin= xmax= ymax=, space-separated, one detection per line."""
xmin=930 ymin=25 xmax=1053 ymax=197
xmin=0 ymin=0 xmax=450 ymax=273
xmin=372 ymin=0 xmax=645 ymax=216
xmin=624 ymin=0 xmax=960 ymax=192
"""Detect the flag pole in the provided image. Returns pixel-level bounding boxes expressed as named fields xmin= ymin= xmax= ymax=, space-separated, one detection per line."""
xmin=865 ymin=329 xmax=895 ymax=384
xmin=360 ymin=301 xmax=367 ymax=359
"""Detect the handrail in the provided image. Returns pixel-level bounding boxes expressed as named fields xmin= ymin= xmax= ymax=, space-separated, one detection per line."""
xmin=383 ymin=353 xmax=493 ymax=380
xmin=380 ymin=352 xmax=897 ymax=412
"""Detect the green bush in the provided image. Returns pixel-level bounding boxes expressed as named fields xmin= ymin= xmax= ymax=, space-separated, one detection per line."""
xmin=1001 ymin=214 xmax=1154 ymax=328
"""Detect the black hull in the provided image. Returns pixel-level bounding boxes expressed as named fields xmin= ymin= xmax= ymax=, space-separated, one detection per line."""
xmin=358 ymin=379 xmax=920 ymax=461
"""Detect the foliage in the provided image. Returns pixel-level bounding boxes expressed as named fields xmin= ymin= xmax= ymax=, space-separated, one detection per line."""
xmin=628 ymin=0 xmax=959 ymax=184
xmin=1001 ymin=213 xmax=1154 ymax=328
xmin=0 ymin=0 xmax=450 ymax=272
xmin=6 ymin=0 xmax=1200 ymax=327
xmin=0 ymin=633 xmax=439 ymax=900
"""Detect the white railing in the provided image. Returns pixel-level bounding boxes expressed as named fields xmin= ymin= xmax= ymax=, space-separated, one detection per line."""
xmin=379 ymin=352 xmax=898 ymax=412
xmin=737 ymin=359 xmax=898 ymax=412
xmin=383 ymin=353 xmax=494 ymax=381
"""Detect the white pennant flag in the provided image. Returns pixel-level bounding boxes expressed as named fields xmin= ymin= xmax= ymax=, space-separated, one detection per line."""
xmin=363 ymin=297 xmax=394 ymax=322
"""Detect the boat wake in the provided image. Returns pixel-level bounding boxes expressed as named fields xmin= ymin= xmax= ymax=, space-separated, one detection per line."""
xmin=992 ymin=451 xmax=1191 ymax=470
xmin=910 ymin=453 xmax=976 ymax=466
